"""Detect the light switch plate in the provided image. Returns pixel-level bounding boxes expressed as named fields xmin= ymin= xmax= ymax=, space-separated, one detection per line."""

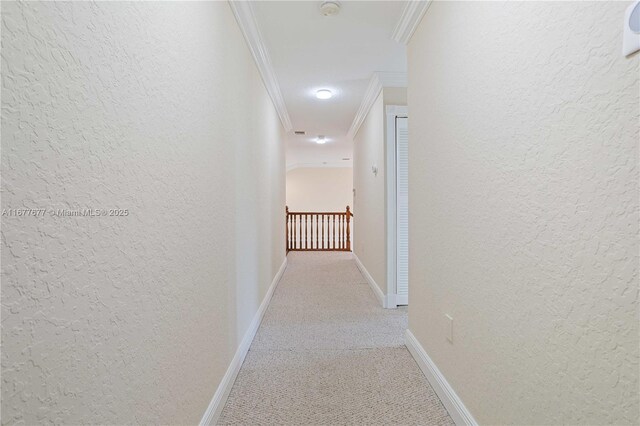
xmin=623 ymin=1 xmax=640 ymax=56
xmin=445 ymin=314 xmax=453 ymax=343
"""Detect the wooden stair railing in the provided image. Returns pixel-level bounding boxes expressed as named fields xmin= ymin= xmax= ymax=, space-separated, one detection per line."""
xmin=286 ymin=206 xmax=353 ymax=252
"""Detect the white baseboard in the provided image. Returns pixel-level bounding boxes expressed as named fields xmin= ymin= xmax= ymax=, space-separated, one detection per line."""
xmin=199 ymin=257 xmax=288 ymax=426
xmin=352 ymin=253 xmax=386 ymax=308
xmin=405 ymin=330 xmax=477 ymax=426
xmin=386 ymin=292 xmax=397 ymax=309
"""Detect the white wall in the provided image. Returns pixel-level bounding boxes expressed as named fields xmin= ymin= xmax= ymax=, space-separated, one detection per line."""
xmin=353 ymin=93 xmax=387 ymax=295
xmin=353 ymin=88 xmax=407 ymax=298
xmin=1 ymin=2 xmax=285 ymax=424
xmin=286 ymin=167 xmax=352 ymax=212
xmin=407 ymin=2 xmax=639 ymax=424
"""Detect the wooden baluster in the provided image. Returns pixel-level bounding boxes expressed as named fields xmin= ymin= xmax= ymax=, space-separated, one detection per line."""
xmin=309 ymin=214 xmax=312 ymax=250
xmin=299 ymin=214 xmax=302 ymax=249
xmin=307 ymin=215 xmax=312 ymax=249
xmin=340 ymin=215 xmax=347 ymax=250
xmin=340 ymin=214 xmax=343 ymax=250
xmin=288 ymin=212 xmax=290 ymax=252
xmin=325 ymin=214 xmax=328 ymax=249
xmin=293 ymin=214 xmax=296 ymax=250
xmin=343 ymin=213 xmax=346 ymax=250
xmin=315 ymin=214 xmax=318 ymax=249
xmin=308 ymin=214 xmax=311 ymax=249
xmin=321 ymin=214 xmax=325 ymax=249
xmin=346 ymin=206 xmax=351 ymax=251
xmin=309 ymin=214 xmax=312 ymax=249
xmin=310 ymin=214 xmax=313 ymax=250
xmin=332 ymin=214 xmax=336 ymax=250
xmin=338 ymin=214 xmax=341 ymax=250
xmin=305 ymin=214 xmax=308 ymax=250
xmin=327 ymin=214 xmax=330 ymax=249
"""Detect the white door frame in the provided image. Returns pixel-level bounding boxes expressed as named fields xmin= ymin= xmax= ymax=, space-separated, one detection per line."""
xmin=385 ymin=105 xmax=408 ymax=309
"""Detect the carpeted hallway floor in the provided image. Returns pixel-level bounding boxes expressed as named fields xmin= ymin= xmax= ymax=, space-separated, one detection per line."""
xmin=218 ymin=252 xmax=454 ymax=425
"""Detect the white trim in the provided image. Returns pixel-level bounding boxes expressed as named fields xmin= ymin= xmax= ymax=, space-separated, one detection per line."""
xmin=391 ymin=1 xmax=432 ymax=45
xmin=395 ymin=294 xmax=408 ymax=305
xmin=386 ymin=108 xmax=397 ymax=309
xmin=405 ymin=330 xmax=478 ymax=426
xmin=386 ymin=105 xmax=409 ymax=117
xmin=385 ymin=106 xmax=408 ymax=309
xmin=229 ymin=1 xmax=293 ymax=132
xmin=348 ymin=72 xmax=408 ymax=140
xmin=199 ymin=257 xmax=288 ymax=425
xmin=348 ymin=73 xmax=382 ymax=141
xmin=286 ymin=162 xmax=353 ymax=172
xmin=353 ymin=253 xmax=386 ymax=309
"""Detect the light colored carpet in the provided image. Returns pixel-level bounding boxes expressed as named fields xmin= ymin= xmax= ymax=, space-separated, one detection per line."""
xmin=218 ymin=252 xmax=453 ymax=425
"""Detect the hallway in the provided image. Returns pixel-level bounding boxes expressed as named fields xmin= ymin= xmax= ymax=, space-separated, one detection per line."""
xmin=219 ymin=252 xmax=452 ymax=425
xmin=2 ymin=1 xmax=638 ymax=424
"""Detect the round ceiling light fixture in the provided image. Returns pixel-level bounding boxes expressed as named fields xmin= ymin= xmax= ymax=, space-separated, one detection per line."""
xmin=316 ymin=135 xmax=327 ymax=144
xmin=316 ymin=89 xmax=333 ymax=100
xmin=319 ymin=1 xmax=340 ymax=17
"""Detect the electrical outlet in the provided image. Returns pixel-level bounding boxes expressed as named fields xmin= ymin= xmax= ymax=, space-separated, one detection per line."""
xmin=445 ymin=314 xmax=453 ymax=343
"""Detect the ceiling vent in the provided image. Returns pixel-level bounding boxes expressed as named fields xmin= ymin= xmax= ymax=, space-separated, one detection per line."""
xmin=319 ymin=1 xmax=340 ymax=17
xmin=294 ymin=130 xmax=306 ymax=135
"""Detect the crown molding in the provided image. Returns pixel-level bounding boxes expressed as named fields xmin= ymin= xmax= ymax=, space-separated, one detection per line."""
xmin=286 ymin=161 xmax=353 ymax=172
xmin=391 ymin=1 xmax=432 ymax=44
xmin=229 ymin=1 xmax=292 ymax=131
xmin=347 ymin=71 xmax=407 ymax=140
xmin=347 ymin=74 xmax=382 ymax=141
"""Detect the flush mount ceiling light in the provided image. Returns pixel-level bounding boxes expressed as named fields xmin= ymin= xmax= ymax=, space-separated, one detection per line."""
xmin=315 ymin=135 xmax=327 ymax=144
xmin=316 ymin=89 xmax=333 ymax=100
xmin=319 ymin=1 xmax=340 ymax=17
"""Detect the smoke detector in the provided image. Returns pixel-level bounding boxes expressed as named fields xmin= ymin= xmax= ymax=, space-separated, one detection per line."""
xmin=320 ymin=1 xmax=340 ymax=17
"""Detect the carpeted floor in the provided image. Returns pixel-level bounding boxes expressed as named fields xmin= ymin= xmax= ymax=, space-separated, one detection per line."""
xmin=218 ymin=252 xmax=454 ymax=425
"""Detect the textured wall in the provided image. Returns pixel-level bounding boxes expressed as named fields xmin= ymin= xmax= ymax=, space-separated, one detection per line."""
xmin=286 ymin=167 xmax=353 ymax=212
xmin=407 ymin=1 xmax=639 ymax=424
xmin=353 ymin=93 xmax=387 ymax=295
xmin=1 ymin=2 xmax=285 ymax=424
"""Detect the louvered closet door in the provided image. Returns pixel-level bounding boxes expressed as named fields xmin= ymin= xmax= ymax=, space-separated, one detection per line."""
xmin=396 ymin=117 xmax=409 ymax=305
